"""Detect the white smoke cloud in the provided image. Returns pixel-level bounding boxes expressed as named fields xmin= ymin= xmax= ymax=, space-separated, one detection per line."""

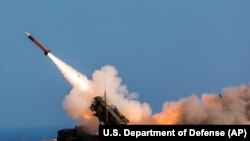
xmin=48 ymin=53 xmax=250 ymax=134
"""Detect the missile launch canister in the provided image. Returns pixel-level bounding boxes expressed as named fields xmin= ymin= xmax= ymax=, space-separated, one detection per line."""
xmin=25 ymin=32 xmax=51 ymax=56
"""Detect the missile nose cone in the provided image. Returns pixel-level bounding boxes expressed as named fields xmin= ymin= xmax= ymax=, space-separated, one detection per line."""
xmin=25 ymin=32 xmax=31 ymax=36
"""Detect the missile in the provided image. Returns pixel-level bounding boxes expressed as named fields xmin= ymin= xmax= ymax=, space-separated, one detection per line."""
xmin=25 ymin=32 xmax=51 ymax=56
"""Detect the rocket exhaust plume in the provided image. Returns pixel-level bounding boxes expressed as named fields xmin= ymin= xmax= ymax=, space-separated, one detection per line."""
xmin=47 ymin=54 xmax=250 ymax=134
xmin=48 ymin=54 xmax=89 ymax=91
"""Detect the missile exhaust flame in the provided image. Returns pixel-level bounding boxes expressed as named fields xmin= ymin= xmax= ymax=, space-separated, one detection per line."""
xmin=48 ymin=53 xmax=89 ymax=91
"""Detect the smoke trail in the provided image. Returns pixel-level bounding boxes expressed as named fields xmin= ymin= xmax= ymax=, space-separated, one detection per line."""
xmin=48 ymin=53 xmax=250 ymax=134
xmin=48 ymin=53 xmax=89 ymax=91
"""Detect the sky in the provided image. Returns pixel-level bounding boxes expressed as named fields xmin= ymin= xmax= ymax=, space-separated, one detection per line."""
xmin=0 ymin=0 xmax=250 ymax=128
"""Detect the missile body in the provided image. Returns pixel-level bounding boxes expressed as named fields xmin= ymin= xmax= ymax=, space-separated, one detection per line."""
xmin=25 ymin=32 xmax=51 ymax=56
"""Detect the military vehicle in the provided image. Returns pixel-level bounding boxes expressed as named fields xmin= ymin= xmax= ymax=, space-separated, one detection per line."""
xmin=90 ymin=96 xmax=129 ymax=125
xmin=57 ymin=95 xmax=129 ymax=141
